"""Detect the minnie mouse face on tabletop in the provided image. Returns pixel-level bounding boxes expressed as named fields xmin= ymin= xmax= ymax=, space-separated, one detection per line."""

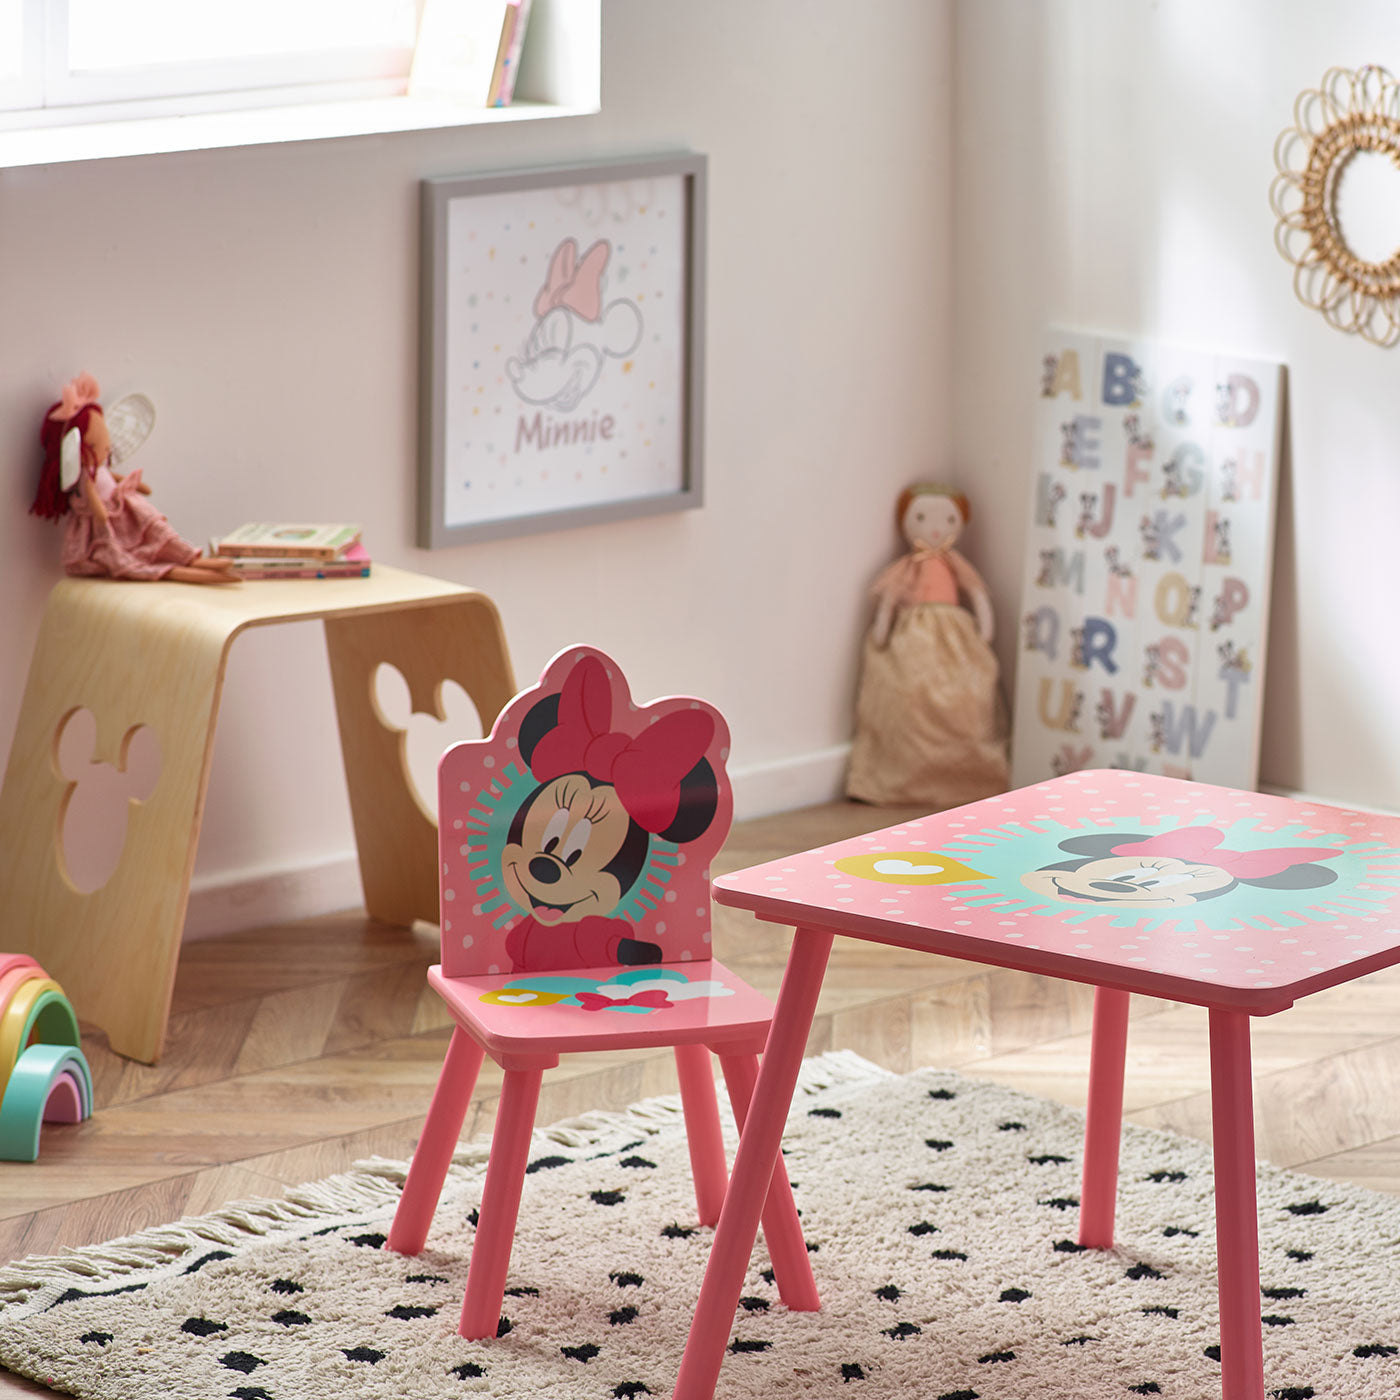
xmin=1019 ymin=827 xmax=1341 ymax=910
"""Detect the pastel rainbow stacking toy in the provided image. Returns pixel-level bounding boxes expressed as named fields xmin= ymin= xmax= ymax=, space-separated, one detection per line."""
xmin=0 ymin=953 xmax=93 ymax=1161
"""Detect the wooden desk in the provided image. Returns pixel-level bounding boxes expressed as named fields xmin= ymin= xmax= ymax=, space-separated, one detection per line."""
xmin=0 ymin=567 xmax=515 ymax=1064
xmin=673 ymin=770 xmax=1400 ymax=1400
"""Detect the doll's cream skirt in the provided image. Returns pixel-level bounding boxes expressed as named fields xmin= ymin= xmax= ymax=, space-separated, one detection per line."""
xmin=846 ymin=602 xmax=1010 ymax=809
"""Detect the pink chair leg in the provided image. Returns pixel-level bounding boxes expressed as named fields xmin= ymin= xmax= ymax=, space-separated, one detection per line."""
xmin=1209 ymin=1008 xmax=1265 ymax=1400
xmin=717 ymin=1050 xmax=819 ymax=1312
xmin=1079 ymin=986 xmax=1130 ymax=1248
xmin=388 ymin=1026 xmax=486 ymax=1255
xmin=673 ymin=927 xmax=833 ymax=1400
xmin=674 ymin=1043 xmax=728 ymax=1226
xmin=459 ymin=1066 xmax=544 ymax=1341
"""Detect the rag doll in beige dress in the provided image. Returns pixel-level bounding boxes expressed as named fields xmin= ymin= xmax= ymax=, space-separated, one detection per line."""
xmin=846 ymin=483 xmax=1009 ymax=807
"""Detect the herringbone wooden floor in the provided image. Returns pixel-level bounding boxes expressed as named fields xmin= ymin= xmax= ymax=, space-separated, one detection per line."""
xmin=4 ymin=800 xmax=1400 ymax=1396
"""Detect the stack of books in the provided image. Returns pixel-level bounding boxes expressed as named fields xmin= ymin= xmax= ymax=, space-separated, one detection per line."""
xmin=211 ymin=524 xmax=371 ymax=580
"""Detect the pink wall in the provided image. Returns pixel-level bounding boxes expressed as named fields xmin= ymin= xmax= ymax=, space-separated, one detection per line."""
xmin=953 ymin=0 xmax=1400 ymax=813
xmin=0 ymin=1 xmax=957 ymax=926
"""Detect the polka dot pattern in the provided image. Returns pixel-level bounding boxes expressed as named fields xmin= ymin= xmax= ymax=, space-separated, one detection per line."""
xmin=7 ymin=1057 xmax=1400 ymax=1400
xmin=714 ymin=772 xmax=1400 ymax=1009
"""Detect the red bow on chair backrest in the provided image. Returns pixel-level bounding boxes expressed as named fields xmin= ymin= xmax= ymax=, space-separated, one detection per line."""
xmin=529 ymin=655 xmax=715 ymax=835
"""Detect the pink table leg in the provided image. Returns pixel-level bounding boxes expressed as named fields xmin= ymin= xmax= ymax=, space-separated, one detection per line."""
xmin=717 ymin=1050 xmax=819 ymax=1311
xmin=675 ymin=1042 xmax=728 ymax=1227
xmin=672 ymin=927 xmax=833 ymax=1400
xmin=1209 ymin=1008 xmax=1265 ymax=1400
xmin=1079 ymin=986 xmax=1130 ymax=1248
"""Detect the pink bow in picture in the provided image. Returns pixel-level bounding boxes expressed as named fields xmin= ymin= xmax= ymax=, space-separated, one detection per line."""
xmin=533 ymin=238 xmax=610 ymax=322
xmin=574 ymin=988 xmax=673 ymax=1013
xmin=1111 ymin=827 xmax=1340 ymax=879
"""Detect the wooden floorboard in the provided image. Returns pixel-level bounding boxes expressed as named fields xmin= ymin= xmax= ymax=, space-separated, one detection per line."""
xmin=2 ymin=798 xmax=1399 ymax=1397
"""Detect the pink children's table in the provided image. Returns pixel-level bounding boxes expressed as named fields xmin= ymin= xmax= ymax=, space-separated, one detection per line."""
xmin=673 ymin=770 xmax=1400 ymax=1400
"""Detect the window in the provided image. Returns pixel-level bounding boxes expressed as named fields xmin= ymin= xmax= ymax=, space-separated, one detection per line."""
xmin=1 ymin=0 xmax=44 ymax=111
xmin=1 ymin=0 xmax=420 ymax=118
xmin=0 ymin=0 xmax=601 ymax=168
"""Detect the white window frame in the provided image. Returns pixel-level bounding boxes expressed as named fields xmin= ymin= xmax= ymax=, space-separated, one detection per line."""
xmin=0 ymin=0 xmax=601 ymax=169
xmin=0 ymin=0 xmax=47 ymax=112
xmin=2 ymin=0 xmax=417 ymax=123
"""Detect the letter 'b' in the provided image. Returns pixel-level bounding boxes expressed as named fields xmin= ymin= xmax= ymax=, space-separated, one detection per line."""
xmin=1102 ymin=352 xmax=1142 ymax=407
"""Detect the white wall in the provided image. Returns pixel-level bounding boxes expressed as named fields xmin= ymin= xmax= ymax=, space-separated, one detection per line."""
xmin=953 ymin=0 xmax=1400 ymax=813
xmin=0 ymin=2 xmax=956 ymax=923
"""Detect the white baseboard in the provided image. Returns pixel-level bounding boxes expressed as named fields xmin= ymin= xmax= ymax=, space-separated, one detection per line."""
xmin=181 ymin=743 xmax=854 ymax=941
xmin=1259 ymin=782 xmax=1398 ymax=818
xmin=183 ymin=853 xmax=364 ymax=942
xmin=729 ymin=743 xmax=852 ymax=821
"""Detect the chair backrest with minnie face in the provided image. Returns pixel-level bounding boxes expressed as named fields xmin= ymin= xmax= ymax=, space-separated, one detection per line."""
xmin=437 ymin=646 xmax=733 ymax=979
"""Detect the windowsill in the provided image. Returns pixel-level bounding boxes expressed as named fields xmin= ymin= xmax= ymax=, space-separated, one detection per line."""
xmin=0 ymin=93 xmax=599 ymax=170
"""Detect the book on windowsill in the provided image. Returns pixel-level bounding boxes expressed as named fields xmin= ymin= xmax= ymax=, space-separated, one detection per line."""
xmin=221 ymin=542 xmax=372 ymax=580
xmin=213 ymin=523 xmax=362 ymax=560
xmin=488 ymin=0 xmax=533 ymax=107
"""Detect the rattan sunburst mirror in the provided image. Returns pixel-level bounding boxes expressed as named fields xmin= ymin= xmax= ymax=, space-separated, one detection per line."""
xmin=1271 ymin=64 xmax=1400 ymax=347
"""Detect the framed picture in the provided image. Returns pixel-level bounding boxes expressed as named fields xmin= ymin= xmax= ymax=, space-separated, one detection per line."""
xmin=418 ymin=152 xmax=707 ymax=548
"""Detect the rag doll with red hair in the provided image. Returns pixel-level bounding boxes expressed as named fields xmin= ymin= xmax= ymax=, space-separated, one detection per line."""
xmin=846 ymin=482 xmax=1009 ymax=808
xmin=30 ymin=373 xmax=235 ymax=584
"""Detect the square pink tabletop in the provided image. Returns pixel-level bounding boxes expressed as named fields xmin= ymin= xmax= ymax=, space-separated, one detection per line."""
xmin=712 ymin=771 xmax=1400 ymax=1014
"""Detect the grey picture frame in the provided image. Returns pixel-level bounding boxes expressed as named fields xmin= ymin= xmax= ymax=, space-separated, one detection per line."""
xmin=418 ymin=152 xmax=707 ymax=549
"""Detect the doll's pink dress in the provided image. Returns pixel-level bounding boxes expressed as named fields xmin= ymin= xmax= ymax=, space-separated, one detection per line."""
xmin=846 ymin=549 xmax=1009 ymax=809
xmin=61 ymin=465 xmax=201 ymax=581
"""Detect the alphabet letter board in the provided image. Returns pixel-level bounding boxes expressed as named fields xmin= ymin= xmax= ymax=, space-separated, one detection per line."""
xmin=1011 ymin=330 xmax=1286 ymax=790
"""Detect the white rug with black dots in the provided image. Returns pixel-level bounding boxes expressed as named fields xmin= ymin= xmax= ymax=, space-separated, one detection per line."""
xmin=2 ymin=1051 xmax=1399 ymax=1400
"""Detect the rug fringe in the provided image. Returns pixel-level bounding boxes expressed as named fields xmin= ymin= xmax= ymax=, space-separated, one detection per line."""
xmin=0 ymin=1172 xmax=408 ymax=1307
xmin=0 ymin=1049 xmax=890 ymax=1308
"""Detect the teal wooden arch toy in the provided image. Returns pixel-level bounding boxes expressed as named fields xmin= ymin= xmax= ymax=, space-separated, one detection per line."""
xmin=0 ymin=952 xmax=93 ymax=1161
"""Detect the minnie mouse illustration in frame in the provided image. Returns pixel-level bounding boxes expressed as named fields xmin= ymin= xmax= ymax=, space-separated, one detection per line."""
xmin=438 ymin=647 xmax=731 ymax=978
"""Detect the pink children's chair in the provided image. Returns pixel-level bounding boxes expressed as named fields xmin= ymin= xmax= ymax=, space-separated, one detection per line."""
xmin=386 ymin=646 xmax=817 ymax=1339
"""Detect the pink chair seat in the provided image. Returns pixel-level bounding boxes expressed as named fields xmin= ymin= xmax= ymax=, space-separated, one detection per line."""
xmin=428 ymin=958 xmax=778 ymax=1061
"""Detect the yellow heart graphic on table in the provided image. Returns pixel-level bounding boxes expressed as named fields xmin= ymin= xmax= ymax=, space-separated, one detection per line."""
xmin=834 ymin=851 xmax=992 ymax=886
xmin=874 ymin=858 xmax=943 ymax=876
